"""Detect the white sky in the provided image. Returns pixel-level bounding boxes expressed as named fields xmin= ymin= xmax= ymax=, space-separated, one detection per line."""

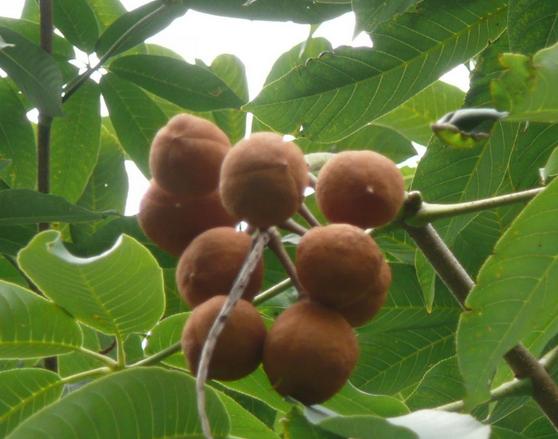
xmin=1 ymin=1 xmax=469 ymax=214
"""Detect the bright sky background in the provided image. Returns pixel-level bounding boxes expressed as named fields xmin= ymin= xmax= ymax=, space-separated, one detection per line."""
xmin=1 ymin=1 xmax=470 ymax=214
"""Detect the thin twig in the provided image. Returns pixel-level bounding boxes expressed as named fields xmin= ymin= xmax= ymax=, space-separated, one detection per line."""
xmin=439 ymin=346 xmax=558 ymax=412
xmin=62 ymin=3 xmax=168 ymax=103
xmin=403 ymin=187 xmax=544 ymax=227
xmin=253 ymin=278 xmax=293 ymax=306
xmin=196 ymin=230 xmax=270 ymax=439
xmin=404 ymin=222 xmax=558 ymax=427
xmin=267 ymin=228 xmax=306 ymax=297
xmin=298 ymin=203 xmax=321 ymax=227
xmin=279 ymin=219 xmax=308 ymax=236
xmin=504 ymin=346 xmax=558 ymax=427
xmin=38 ymin=0 xmax=55 ymax=373
xmin=60 ymin=367 xmax=111 ymax=385
xmin=437 ymin=376 xmax=532 ymax=412
xmin=402 ymin=224 xmax=471 ymax=306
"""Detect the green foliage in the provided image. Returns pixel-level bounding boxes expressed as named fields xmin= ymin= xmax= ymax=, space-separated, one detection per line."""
xmin=1 ymin=0 xmax=558 ymax=437
xmin=0 ymin=281 xmax=82 ymax=358
xmin=18 ymin=230 xmax=164 ymax=338
xmin=8 ymin=368 xmax=230 ymax=438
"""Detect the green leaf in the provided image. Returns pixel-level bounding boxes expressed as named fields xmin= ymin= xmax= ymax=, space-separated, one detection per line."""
xmin=262 ymin=37 xmax=332 ymax=87
xmin=323 ymin=382 xmax=409 ymax=417
xmin=145 ymin=312 xmax=189 ymax=369
xmin=69 ymin=215 xmax=177 ymax=269
xmin=8 ymin=368 xmax=230 ymax=438
xmin=0 ymin=79 xmax=36 ymax=189
xmin=209 ymin=54 xmax=248 ymax=143
xmin=352 ymin=0 xmax=421 ymax=33
xmin=494 ymin=399 xmax=556 ymax=438
xmin=0 ymin=190 xmax=112 ymax=225
xmin=20 ymin=0 xmax=40 ymax=22
xmin=86 ymin=0 xmax=126 ymax=31
xmin=76 ymin=119 xmax=128 ymax=215
xmin=0 ymin=255 xmax=27 ymax=286
xmin=53 ymin=0 xmax=100 ymax=53
xmin=0 ymin=17 xmax=74 ymax=59
xmin=405 ymin=357 xmax=465 ymax=410
xmin=109 ymin=55 xmax=244 ymax=111
xmin=0 ymin=369 xmax=63 ymax=437
xmin=492 ymin=43 xmax=558 ymax=122
xmin=316 ymin=415 xmax=417 ymax=439
xmin=18 ymin=230 xmax=164 ymax=337
xmin=188 ymin=0 xmax=349 ymax=23
xmin=541 ymin=145 xmax=558 ymax=181
xmin=0 ymin=281 xmax=82 ymax=358
xmin=58 ymin=325 xmax=103 ymax=377
xmin=51 ymin=79 xmax=101 ymax=203
xmin=508 ymin=1 xmax=558 ymax=54
xmin=374 ymin=81 xmax=465 ymax=145
xmin=217 ymin=391 xmax=279 ymax=439
xmin=284 ymin=408 xmax=339 ymax=439
xmin=95 ymin=0 xmax=188 ymax=59
xmin=246 ymin=0 xmax=506 ymax=142
xmin=100 ymin=72 xmax=167 ymax=177
xmin=0 ymin=225 xmax=36 ymax=257
xmin=351 ymin=264 xmax=459 ymax=395
xmin=296 ymin=124 xmax=416 ymax=164
xmin=458 ymin=178 xmax=558 ymax=406
xmin=0 ymin=26 xmax=62 ymax=116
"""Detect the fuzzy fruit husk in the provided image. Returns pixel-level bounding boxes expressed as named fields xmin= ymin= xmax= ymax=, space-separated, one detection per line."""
xmin=220 ymin=132 xmax=309 ymax=228
xmin=296 ymin=224 xmax=383 ymax=308
xmin=176 ymin=227 xmax=264 ymax=307
xmin=138 ymin=182 xmax=235 ymax=256
xmin=335 ymin=259 xmax=391 ymax=327
xmin=150 ymin=113 xmax=230 ymax=197
xmin=263 ymin=300 xmax=359 ymax=405
xmin=182 ymin=295 xmax=266 ymax=381
xmin=316 ymin=150 xmax=404 ymax=228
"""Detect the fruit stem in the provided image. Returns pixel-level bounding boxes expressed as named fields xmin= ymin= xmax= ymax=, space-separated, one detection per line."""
xmin=298 ymin=203 xmax=321 ymax=227
xmin=196 ymin=230 xmax=270 ymax=439
xmin=62 ymin=3 xmax=169 ymax=103
xmin=279 ymin=219 xmax=308 ymax=236
xmin=60 ymin=367 xmax=111 ymax=385
xmin=77 ymin=346 xmax=119 ymax=369
xmin=129 ymin=342 xmax=182 ymax=367
xmin=268 ymin=228 xmax=306 ymax=298
xmin=253 ymin=278 xmax=293 ymax=306
xmin=403 ymin=187 xmax=544 ymax=227
xmin=404 ymin=222 xmax=558 ymax=427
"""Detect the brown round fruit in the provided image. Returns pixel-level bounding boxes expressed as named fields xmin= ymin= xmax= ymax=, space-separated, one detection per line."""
xmin=138 ymin=182 xmax=236 ymax=257
xmin=220 ymin=132 xmax=309 ymax=228
xmin=296 ymin=224 xmax=383 ymax=308
xmin=182 ymin=295 xmax=266 ymax=381
xmin=263 ymin=300 xmax=359 ymax=405
xmin=149 ymin=114 xmax=230 ymax=197
xmin=176 ymin=227 xmax=264 ymax=308
xmin=335 ymin=260 xmax=391 ymax=327
xmin=316 ymin=150 xmax=405 ymax=228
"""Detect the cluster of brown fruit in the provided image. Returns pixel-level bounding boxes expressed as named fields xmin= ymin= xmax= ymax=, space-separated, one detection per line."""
xmin=139 ymin=113 xmax=405 ymax=405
